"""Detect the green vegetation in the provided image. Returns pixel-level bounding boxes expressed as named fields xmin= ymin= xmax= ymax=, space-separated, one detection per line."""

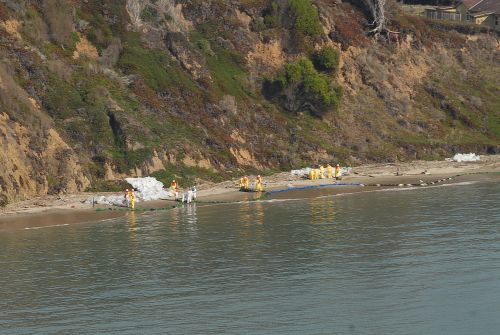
xmin=288 ymin=0 xmax=322 ymax=37
xmin=207 ymin=49 xmax=248 ymax=99
xmin=151 ymin=164 xmax=226 ymax=187
xmin=311 ymin=46 xmax=339 ymax=73
xmin=265 ymin=57 xmax=342 ymax=116
xmin=196 ymin=38 xmax=215 ymax=56
xmin=118 ymin=33 xmax=197 ymax=92
xmin=263 ymin=1 xmax=280 ymax=28
xmin=191 ymin=30 xmax=248 ymax=99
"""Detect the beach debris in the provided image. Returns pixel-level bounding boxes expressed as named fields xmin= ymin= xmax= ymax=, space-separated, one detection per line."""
xmin=90 ymin=194 xmax=128 ymax=207
xmin=291 ymin=167 xmax=312 ymax=177
xmin=126 ymin=177 xmax=172 ymax=201
xmin=89 ymin=177 xmax=173 ymax=207
xmin=291 ymin=166 xmax=352 ymax=179
xmin=448 ymin=153 xmax=481 ymax=162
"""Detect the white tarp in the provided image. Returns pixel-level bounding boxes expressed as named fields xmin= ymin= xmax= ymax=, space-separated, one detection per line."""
xmin=290 ymin=166 xmax=352 ymax=178
xmin=90 ymin=177 xmax=173 ymax=206
xmin=125 ymin=177 xmax=172 ymax=201
xmin=291 ymin=167 xmax=312 ymax=177
xmin=451 ymin=153 xmax=480 ymax=162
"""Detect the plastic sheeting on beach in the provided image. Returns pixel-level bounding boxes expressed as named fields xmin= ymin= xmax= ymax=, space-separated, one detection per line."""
xmin=89 ymin=177 xmax=173 ymax=207
xmin=126 ymin=177 xmax=172 ymax=201
xmin=450 ymin=153 xmax=481 ymax=162
xmin=290 ymin=166 xmax=352 ymax=178
xmin=291 ymin=167 xmax=312 ymax=177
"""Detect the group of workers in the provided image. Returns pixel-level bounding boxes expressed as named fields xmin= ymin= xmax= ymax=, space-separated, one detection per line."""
xmin=123 ymin=164 xmax=341 ymax=209
xmin=239 ymin=175 xmax=263 ymax=192
xmin=171 ymin=179 xmax=197 ymax=203
xmin=123 ymin=179 xmax=197 ymax=209
xmin=310 ymin=164 xmax=341 ymax=180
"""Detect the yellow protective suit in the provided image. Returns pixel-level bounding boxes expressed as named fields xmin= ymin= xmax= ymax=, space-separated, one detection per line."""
xmin=335 ymin=165 xmax=341 ymax=179
xmin=326 ymin=164 xmax=333 ymax=179
xmin=127 ymin=190 xmax=135 ymax=209
xmin=256 ymin=176 xmax=263 ymax=192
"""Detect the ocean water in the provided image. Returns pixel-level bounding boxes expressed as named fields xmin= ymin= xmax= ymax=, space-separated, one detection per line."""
xmin=1 ymin=182 xmax=499 ymax=334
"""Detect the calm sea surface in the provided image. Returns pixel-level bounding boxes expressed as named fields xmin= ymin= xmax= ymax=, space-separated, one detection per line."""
xmin=1 ymin=182 xmax=499 ymax=334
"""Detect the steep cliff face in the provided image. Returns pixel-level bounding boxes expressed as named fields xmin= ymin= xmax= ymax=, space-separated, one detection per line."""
xmin=0 ymin=62 xmax=89 ymax=206
xmin=0 ymin=0 xmax=498 ymax=205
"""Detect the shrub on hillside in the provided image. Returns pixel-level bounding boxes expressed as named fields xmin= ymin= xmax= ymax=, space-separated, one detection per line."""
xmin=263 ymin=1 xmax=280 ymax=28
xmin=264 ymin=58 xmax=342 ymax=117
xmin=288 ymin=0 xmax=322 ymax=37
xmin=312 ymin=46 xmax=339 ymax=73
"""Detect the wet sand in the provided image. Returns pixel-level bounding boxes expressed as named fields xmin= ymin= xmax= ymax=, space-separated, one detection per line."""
xmin=1 ymin=156 xmax=499 ymax=232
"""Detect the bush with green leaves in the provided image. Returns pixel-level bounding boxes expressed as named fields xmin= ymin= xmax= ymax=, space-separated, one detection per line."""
xmin=288 ymin=0 xmax=322 ymax=37
xmin=263 ymin=1 xmax=280 ymax=28
xmin=264 ymin=58 xmax=342 ymax=117
xmin=312 ymin=46 xmax=339 ymax=73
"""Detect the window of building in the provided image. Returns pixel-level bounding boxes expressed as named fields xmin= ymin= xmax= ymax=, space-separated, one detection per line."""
xmin=496 ymin=16 xmax=499 ymax=26
xmin=466 ymin=12 xmax=471 ymax=21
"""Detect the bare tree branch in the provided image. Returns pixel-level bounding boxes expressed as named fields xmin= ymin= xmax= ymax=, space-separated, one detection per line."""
xmin=363 ymin=0 xmax=390 ymax=38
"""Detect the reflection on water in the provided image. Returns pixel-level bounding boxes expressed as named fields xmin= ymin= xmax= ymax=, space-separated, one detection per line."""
xmin=127 ymin=211 xmax=137 ymax=232
xmin=0 ymin=182 xmax=499 ymax=334
xmin=309 ymin=197 xmax=336 ymax=225
xmin=253 ymin=201 xmax=264 ymax=225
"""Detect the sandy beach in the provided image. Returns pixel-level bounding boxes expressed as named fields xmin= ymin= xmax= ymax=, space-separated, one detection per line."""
xmin=1 ymin=155 xmax=499 ymax=231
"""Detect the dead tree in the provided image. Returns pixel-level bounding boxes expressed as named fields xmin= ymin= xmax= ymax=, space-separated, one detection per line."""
xmin=363 ymin=0 xmax=398 ymax=39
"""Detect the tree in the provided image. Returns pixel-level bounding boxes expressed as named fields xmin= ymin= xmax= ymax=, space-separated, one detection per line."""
xmin=362 ymin=0 xmax=399 ymax=39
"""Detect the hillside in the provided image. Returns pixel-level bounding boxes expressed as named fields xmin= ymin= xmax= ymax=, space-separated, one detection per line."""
xmin=0 ymin=0 xmax=499 ymax=206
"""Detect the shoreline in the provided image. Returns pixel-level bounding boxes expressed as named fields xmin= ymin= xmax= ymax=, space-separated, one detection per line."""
xmin=1 ymin=156 xmax=499 ymax=231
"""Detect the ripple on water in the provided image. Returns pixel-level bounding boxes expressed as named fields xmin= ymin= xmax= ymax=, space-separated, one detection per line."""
xmin=0 ymin=182 xmax=499 ymax=334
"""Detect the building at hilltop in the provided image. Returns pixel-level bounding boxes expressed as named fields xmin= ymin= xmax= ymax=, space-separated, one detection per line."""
xmin=425 ymin=0 xmax=500 ymax=30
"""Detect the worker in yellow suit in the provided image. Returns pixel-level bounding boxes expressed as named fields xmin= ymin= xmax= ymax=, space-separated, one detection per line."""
xmin=170 ymin=180 xmax=177 ymax=193
xmin=126 ymin=189 xmax=136 ymax=209
xmin=244 ymin=176 xmax=249 ymax=191
xmin=309 ymin=169 xmax=314 ymax=180
xmin=256 ymin=175 xmax=263 ymax=192
xmin=319 ymin=165 xmax=325 ymax=179
xmin=239 ymin=177 xmax=244 ymax=190
xmin=326 ymin=164 xmax=333 ymax=179
xmin=311 ymin=168 xmax=316 ymax=180
xmin=335 ymin=164 xmax=341 ymax=180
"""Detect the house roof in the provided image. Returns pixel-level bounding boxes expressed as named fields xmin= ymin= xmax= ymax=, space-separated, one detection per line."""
xmin=470 ymin=0 xmax=500 ymax=15
xmin=470 ymin=11 xmax=494 ymax=17
xmin=461 ymin=0 xmax=484 ymax=9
